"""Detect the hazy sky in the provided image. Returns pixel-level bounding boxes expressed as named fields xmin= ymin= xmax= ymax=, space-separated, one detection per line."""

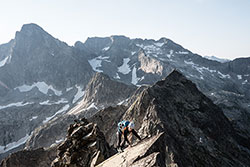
xmin=0 ymin=0 xmax=249 ymax=60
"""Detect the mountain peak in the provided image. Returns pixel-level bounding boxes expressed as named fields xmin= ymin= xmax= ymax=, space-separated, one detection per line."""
xmin=19 ymin=23 xmax=46 ymax=36
xmin=155 ymin=69 xmax=186 ymax=87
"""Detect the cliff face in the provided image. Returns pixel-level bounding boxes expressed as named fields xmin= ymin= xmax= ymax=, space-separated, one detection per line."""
xmin=120 ymin=70 xmax=250 ymax=166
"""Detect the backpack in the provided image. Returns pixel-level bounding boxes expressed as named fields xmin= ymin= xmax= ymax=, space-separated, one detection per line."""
xmin=118 ymin=120 xmax=130 ymax=133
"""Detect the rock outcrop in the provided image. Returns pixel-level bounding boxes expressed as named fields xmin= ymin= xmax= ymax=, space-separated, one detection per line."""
xmin=89 ymin=105 xmax=127 ymax=146
xmin=0 ymin=146 xmax=56 ymax=167
xmin=96 ymin=133 xmax=167 ymax=167
xmin=51 ymin=118 xmax=111 ymax=167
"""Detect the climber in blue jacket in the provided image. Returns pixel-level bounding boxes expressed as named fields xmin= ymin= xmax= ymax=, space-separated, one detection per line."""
xmin=117 ymin=120 xmax=141 ymax=152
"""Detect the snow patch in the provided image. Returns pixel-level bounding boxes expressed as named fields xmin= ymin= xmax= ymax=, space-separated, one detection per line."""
xmin=184 ymin=60 xmax=195 ymax=65
xmin=242 ymin=80 xmax=248 ymax=85
xmin=166 ymin=54 xmax=172 ymax=58
xmin=136 ymin=44 xmax=162 ymax=55
xmin=0 ymin=102 xmax=33 ymax=110
xmin=15 ymin=82 xmax=62 ymax=96
xmin=237 ymin=75 xmax=242 ymax=80
xmin=43 ymin=104 xmax=70 ymax=124
xmin=56 ymin=138 xmax=64 ymax=144
xmin=0 ymin=56 xmax=9 ymax=68
xmin=73 ymin=86 xmax=85 ymax=104
xmin=176 ymin=51 xmax=189 ymax=54
xmin=154 ymin=42 xmax=165 ymax=47
xmin=66 ymin=87 xmax=74 ymax=92
xmin=102 ymin=46 xmax=110 ymax=51
xmin=29 ymin=116 xmax=38 ymax=121
xmin=117 ymin=100 xmax=125 ymax=105
xmin=118 ymin=58 xmax=131 ymax=74
xmin=0 ymin=134 xmax=30 ymax=154
xmin=204 ymin=56 xmax=230 ymax=63
xmin=39 ymin=98 xmax=68 ymax=105
xmin=88 ymin=58 xmax=103 ymax=72
xmin=218 ymin=71 xmax=231 ymax=79
xmin=115 ymin=73 xmax=120 ymax=79
xmin=131 ymin=51 xmax=136 ymax=55
xmin=184 ymin=60 xmax=217 ymax=74
xmin=139 ymin=76 xmax=145 ymax=81
xmin=86 ymin=103 xmax=98 ymax=110
xmin=131 ymin=66 xmax=139 ymax=85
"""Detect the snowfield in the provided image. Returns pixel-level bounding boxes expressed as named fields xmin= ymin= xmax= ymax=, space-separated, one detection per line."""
xmin=118 ymin=58 xmax=131 ymax=74
xmin=15 ymin=82 xmax=62 ymax=96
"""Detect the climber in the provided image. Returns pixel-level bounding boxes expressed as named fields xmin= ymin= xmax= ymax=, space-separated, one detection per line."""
xmin=117 ymin=120 xmax=141 ymax=152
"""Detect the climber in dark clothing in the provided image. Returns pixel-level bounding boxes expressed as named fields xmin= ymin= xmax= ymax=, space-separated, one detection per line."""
xmin=117 ymin=120 xmax=141 ymax=152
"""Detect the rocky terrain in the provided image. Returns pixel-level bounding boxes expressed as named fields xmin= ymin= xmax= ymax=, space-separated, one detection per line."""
xmin=51 ymin=118 xmax=111 ymax=167
xmin=96 ymin=133 xmax=166 ymax=167
xmin=0 ymin=23 xmax=250 ymax=163
xmin=0 ymin=146 xmax=56 ymax=167
xmin=1 ymin=70 xmax=250 ymax=167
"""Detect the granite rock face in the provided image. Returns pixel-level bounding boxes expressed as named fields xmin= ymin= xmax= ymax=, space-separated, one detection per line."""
xmin=96 ymin=133 xmax=167 ymax=167
xmin=0 ymin=146 xmax=56 ymax=167
xmin=51 ymin=118 xmax=111 ymax=167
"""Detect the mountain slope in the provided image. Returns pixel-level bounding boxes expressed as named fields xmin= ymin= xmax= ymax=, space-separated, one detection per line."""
xmin=0 ymin=23 xmax=94 ymax=91
xmin=68 ymin=72 xmax=136 ymax=117
xmin=0 ymin=23 xmax=94 ymax=160
xmin=120 ymin=70 xmax=250 ymax=166
xmin=24 ymin=72 xmax=136 ymax=150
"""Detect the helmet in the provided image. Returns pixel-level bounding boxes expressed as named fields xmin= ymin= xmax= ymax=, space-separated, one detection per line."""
xmin=128 ymin=122 xmax=135 ymax=129
xmin=118 ymin=122 xmax=124 ymax=129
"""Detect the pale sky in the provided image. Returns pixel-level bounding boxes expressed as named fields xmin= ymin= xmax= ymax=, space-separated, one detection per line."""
xmin=0 ymin=0 xmax=250 ymax=60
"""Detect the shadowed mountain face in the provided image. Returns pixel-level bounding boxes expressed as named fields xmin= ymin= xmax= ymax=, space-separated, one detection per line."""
xmin=0 ymin=23 xmax=94 ymax=91
xmin=0 ymin=23 xmax=94 ymax=160
xmin=120 ymin=70 xmax=250 ymax=166
xmin=68 ymin=72 xmax=137 ymax=117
